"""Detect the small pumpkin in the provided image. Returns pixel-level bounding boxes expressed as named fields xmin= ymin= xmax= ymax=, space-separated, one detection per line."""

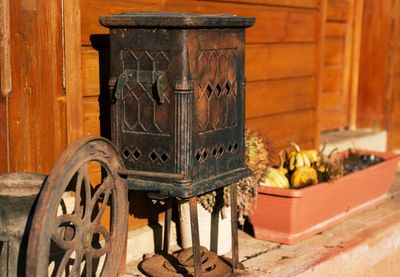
xmin=287 ymin=142 xmax=313 ymax=171
xmin=291 ymin=167 xmax=318 ymax=188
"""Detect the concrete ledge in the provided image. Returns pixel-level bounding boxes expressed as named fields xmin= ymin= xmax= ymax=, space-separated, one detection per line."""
xmin=126 ymin=220 xmax=177 ymax=263
xmin=320 ymin=129 xmax=387 ymax=153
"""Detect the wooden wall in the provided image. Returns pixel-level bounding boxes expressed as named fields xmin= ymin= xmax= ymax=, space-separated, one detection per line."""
xmin=387 ymin=0 xmax=400 ymax=150
xmin=357 ymin=0 xmax=400 ymax=150
xmin=72 ymin=0 xmax=324 ymax=229
xmin=320 ymin=0 xmax=361 ymax=131
xmin=0 ymin=0 xmax=67 ymax=174
xmin=357 ymin=0 xmax=392 ymax=129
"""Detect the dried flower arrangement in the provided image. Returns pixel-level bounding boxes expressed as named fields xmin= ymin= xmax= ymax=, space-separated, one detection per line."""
xmin=197 ymin=129 xmax=271 ymax=225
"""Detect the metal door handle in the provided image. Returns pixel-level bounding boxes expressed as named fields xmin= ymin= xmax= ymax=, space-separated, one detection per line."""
xmin=109 ymin=70 xmax=167 ymax=103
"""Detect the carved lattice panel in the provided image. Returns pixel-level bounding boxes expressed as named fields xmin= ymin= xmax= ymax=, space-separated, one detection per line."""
xmin=119 ymin=50 xmax=171 ymax=137
xmin=196 ymin=48 xmax=238 ymax=134
xmin=118 ymin=49 xmax=172 ymax=169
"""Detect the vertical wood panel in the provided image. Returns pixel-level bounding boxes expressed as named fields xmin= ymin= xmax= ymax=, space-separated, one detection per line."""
xmin=8 ymin=0 xmax=66 ymax=173
xmin=387 ymin=0 xmax=400 ymax=150
xmin=326 ymin=0 xmax=350 ymax=21
xmin=320 ymin=0 xmax=360 ymax=131
xmin=64 ymin=0 xmax=83 ymax=144
xmin=348 ymin=0 xmax=364 ymax=128
xmin=0 ymin=0 xmax=11 ymax=172
xmin=0 ymin=0 xmax=12 ymax=98
xmin=0 ymin=98 xmax=7 ymax=172
xmin=357 ymin=0 xmax=392 ymax=129
xmin=315 ymin=0 xmax=327 ymax=147
xmin=324 ymin=38 xmax=345 ymax=65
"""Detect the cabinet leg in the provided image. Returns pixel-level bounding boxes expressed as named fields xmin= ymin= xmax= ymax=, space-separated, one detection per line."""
xmin=230 ymin=183 xmax=239 ymax=271
xmin=189 ymin=196 xmax=202 ymax=277
xmin=163 ymin=198 xmax=172 ymax=255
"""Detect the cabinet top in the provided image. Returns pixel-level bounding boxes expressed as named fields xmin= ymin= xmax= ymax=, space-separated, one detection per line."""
xmin=99 ymin=12 xmax=255 ymax=29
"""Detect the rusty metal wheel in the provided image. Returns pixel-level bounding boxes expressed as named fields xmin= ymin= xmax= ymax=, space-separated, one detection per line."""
xmin=27 ymin=136 xmax=128 ymax=277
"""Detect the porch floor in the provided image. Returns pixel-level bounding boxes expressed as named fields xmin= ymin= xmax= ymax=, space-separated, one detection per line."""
xmin=124 ymin=170 xmax=400 ymax=276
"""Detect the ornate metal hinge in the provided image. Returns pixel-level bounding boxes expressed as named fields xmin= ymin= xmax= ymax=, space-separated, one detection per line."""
xmin=109 ymin=70 xmax=167 ymax=103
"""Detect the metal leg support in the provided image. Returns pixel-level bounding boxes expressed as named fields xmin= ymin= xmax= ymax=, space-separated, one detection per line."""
xmin=163 ymin=198 xmax=172 ymax=255
xmin=189 ymin=196 xmax=202 ymax=277
xmin=230 ymin=183 xmax=239 ymax=271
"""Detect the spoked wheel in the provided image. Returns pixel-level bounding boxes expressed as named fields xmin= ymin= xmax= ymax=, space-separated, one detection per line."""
xmin=27 ymin=136 xmax=128 ymax=277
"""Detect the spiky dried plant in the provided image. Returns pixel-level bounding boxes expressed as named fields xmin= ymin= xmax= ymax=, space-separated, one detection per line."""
xmin=198 ymin=130 xmax=272 ymax=225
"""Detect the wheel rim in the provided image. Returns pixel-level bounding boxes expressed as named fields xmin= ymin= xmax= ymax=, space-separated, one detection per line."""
xmin=27 ymin=137 xmax=128 ymax=277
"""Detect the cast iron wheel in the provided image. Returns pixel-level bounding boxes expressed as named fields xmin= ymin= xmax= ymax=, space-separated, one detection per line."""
xmin=27 ymin=136 xmax=128 ymax=277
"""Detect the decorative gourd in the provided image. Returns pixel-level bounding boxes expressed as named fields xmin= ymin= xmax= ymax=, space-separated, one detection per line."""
xmin=260 ymin=167 xmax=289 ymax=189
xmin=278 ymin=150 xmax=288 ymax=176
xmin=291 ymin=167 xmax=318 ymax=188
xmin=287 ymin=142 xmax=313 ymax=171
xmin=305 ymin=149 xmax=320 ymax=165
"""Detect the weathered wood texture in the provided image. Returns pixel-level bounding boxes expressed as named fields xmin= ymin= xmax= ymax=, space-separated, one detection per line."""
xmin=0 ymin=0 xmax=11 ymax=172
xmin=77 ymin=0 xmax=324 ymax=229
xmin=64 ymin=0 xmax=83 ymax=144
xmin=0 ymin=98 xmax=7 ymax=172
xmin=357 ymin=0 xmax=400 ymax=150
xmin=0 ymin=0 xmax=12 ymax=98
xmin=358 ymin=0 xmax=392 ymax=129
xmin=320 ymin=0 xmax=362 ymax=131
xmin=0 ymin=0 xmax=67 ymax=173
xmin=387 ymin=0 xmax=400 ymax=150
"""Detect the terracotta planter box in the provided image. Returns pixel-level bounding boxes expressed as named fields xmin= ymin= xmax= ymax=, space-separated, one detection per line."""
xmin=249 ymin=151 xmax=400 ymax=244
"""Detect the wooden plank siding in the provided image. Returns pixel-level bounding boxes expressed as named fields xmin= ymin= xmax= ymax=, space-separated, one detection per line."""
xmin=77 ymin=0 xmax=324 ymax=229
xmin=1 ymin=0 xmax=67 ymax=173
xmin=0 ymin=97 xmax=7 ymax=172
xmin=357 ymin=0 xmax=393 ymax=129
xmin=320 ymin=0 xmax=357 ymax=131
xmin=387 ymin=0 xmax=400 ymax=150
xmin=80 ymin=0 xmax=319 ymax=46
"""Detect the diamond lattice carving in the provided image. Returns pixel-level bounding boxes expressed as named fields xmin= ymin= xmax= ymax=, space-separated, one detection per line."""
xmin=148 ymin=149 xmax=170 ymax=164
xmin=121 ymin=146 xmax=142 ymax=161
xmin=120 ymin=50 xmax=171 ymax=136
xmin=196 ymin=49 xmax=238 ymax=133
